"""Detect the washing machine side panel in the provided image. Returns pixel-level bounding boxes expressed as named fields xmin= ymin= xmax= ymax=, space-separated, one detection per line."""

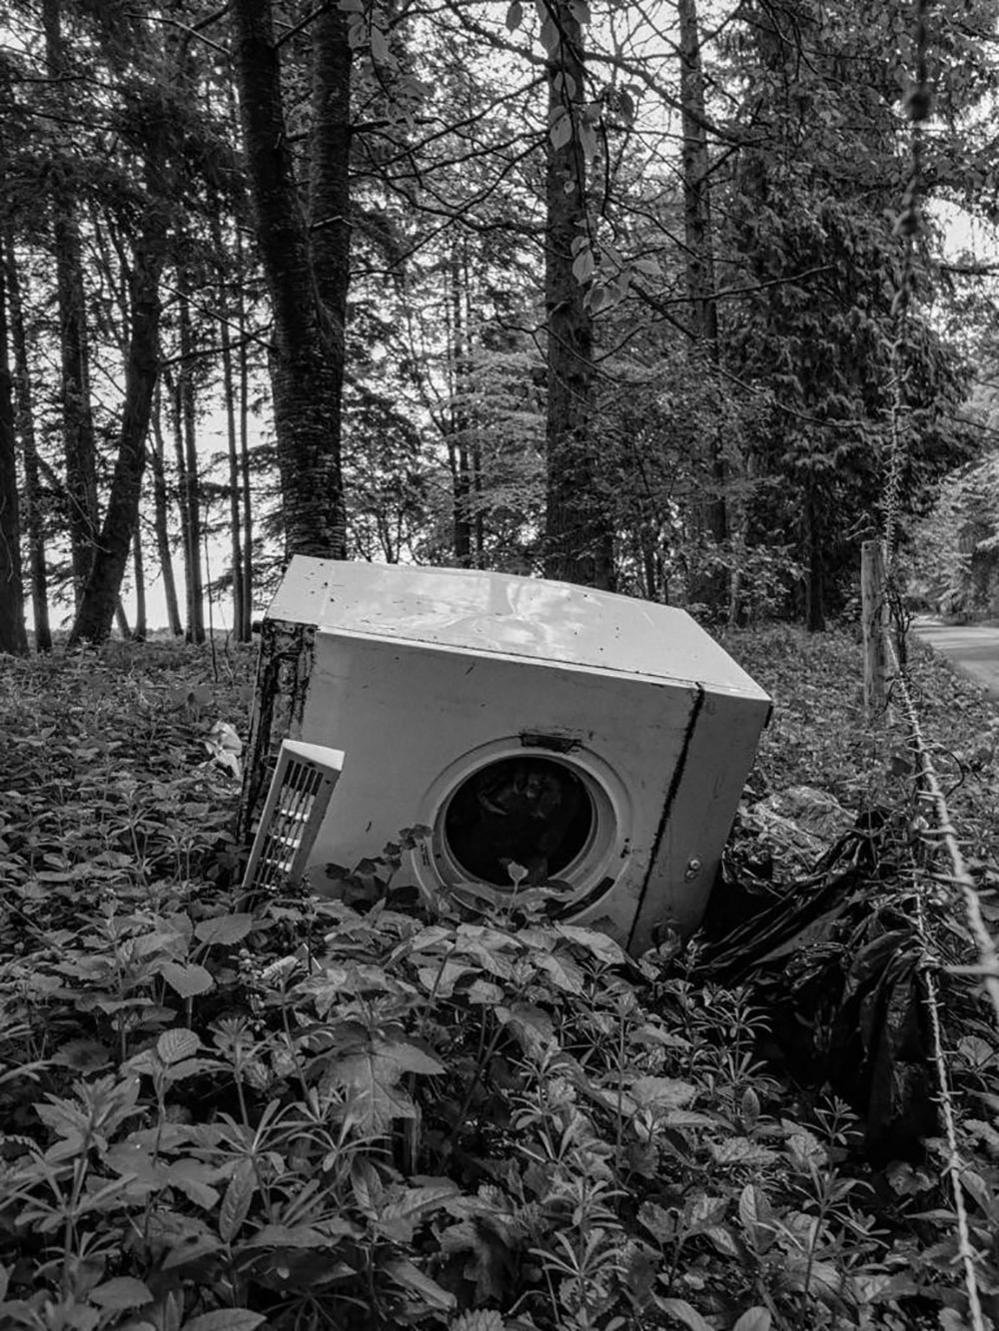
xmin=627 ymin=690 xmax=771 ymax=953
xmin=297 ymin=631 xmax=690 ymax=933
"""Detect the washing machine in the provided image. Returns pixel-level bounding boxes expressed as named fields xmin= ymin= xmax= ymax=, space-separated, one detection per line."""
xmin=239 ymin=557 xmax=770 ymax=954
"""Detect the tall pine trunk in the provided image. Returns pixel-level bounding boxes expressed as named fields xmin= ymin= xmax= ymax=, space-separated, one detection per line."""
xmin=149 ymin=401 xmax=183 ymax=635
xmin=0 ymin=231 xmax=28 ymax=655
xmin=220 ymin=313 xmax=246 ymax=640
xmin=679 ymin=0 xmax=727 ymax=612
xmin=804 ymin=482 xmax=826 ymax=632
xmin=239 ymin=323 xmax=254 ymax=629
xmin=225 ymin=92 xmax=255 ymax=630
xmin=542 ymin=1 xmax=613 ymax=590
xmin=68 ymin=166 xmax=168 ymax=644
xmin=231 ymin=0 xmax=350 ymax=560
xmin=177 ymin=286 xmax=205 ymax=643
xmin=235 ymin=236 xmax=254 ymax=631
xmin=44 ymin=0 xmax=99 ymax=604
xmin=5 ymin=233 xmax=51 ymax=651
xmin=132 ymin=528 xmax=147 ymax=640
xmin=446 ymin=247 xmax=473 ymax=566
xmin=213 ymin=221 xmax=247 ymax=640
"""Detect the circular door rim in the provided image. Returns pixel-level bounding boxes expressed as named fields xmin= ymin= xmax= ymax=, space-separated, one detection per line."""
xmin=410 ymin=737 xmax=633 ymax=909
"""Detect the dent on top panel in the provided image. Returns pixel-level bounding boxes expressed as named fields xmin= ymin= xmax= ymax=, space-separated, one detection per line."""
xmin=266 ymin=556 xmax=770 ymax=701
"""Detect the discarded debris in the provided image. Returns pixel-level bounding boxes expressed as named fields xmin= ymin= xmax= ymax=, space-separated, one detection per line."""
xmin=693 ymin=805 xmax=970 ymax=1161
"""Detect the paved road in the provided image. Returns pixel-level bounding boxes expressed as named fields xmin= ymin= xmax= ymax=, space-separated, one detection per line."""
xmin=912 ymin=619 xmax=999 ymax=699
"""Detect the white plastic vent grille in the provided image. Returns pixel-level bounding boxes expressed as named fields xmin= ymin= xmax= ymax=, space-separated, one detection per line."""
xmin=242 ymin=740 xmax=344 ymax=897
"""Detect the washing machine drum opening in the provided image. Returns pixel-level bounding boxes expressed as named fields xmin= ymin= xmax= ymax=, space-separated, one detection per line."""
xmin=443 ymin=755 xmax=594 ymax=888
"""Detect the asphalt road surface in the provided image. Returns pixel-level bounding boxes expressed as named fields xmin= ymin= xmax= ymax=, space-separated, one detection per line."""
xmin=913 ymin=619 xmax=999 ymax=700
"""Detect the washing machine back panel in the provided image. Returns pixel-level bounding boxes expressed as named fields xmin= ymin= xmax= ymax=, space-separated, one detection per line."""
xmin=269 ymin=556 xmax=766 ymax=701
xmin=625 ymin=689 xmax=767 ymax=953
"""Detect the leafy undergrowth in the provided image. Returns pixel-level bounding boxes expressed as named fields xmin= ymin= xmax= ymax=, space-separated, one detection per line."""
xmin=0 ymin=631 xmax=997 ymax=1331
xmin=723 ymin=623 xmax=999 ymax=868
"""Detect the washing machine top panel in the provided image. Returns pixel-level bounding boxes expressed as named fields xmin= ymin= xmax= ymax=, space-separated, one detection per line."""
xmin=267 ymin=557 xmax=769 ymax=703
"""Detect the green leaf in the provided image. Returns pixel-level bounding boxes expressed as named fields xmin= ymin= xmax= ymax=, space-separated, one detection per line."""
xmin=452 ymin=1312 xmax=506 ymax=1331
xmin=733 ymin=1310 xmax=772 ymax=1331
xmin=778 ymin=1256 xmax=850 ymax=1307
xmin=555 ymin=923 xmax=629 ymax=966
xmin=194 ymin=914 xmax=254 ymax=946
xmin=587 ymin=283 xmax=611 ymax=313
xmin=496 ymin=1002 xmax=554 ymax=1052
xmin=166 ymin=1159 xmax=221 ymax=1210
xmin=466 ymin=979 xmax=504 ymax=1004
xmin=539 ymin=16 xmax=558 ymax=53
xmin=416 ymin=961 xmax=476 ymax=997
xmin=382 ymin=1258 xmax=456 ymax=1311
xmin=242 ymin=1223 xmax=348 ymax=1248
xmin=162 ymin=1234 xmax=224 ymax=1269
xmin=710 ymin=1139 xmax=777 ymax=1166
xmin=550 ymin=112 xmax=572 ymax=151
xmin=161 ymin=962 xmax=214 ymax=998
xmin=330 ymin=1042 xmax=436 ymax=1131
xmin=630 ymin=1077 xmax=697 ymax=1111
xmin=157 ymin=1028 xmax=200 ymax=1065
xmin=219 ymin=1160 xmax=256 ymax=1243
xmin=377 ymin=1182 xmax=461 ymax=1240
xmin=738 ymin=1185 xmax=777 ymax=1254
xmin=571 ymin=249 xmax=595 ymax=285
xmin=370 ymin=24 xmax=391 ymax=64
xmin=50 ymin=1039 xmax=112 ymax=1071
xmin=657 ymin=1298 xmax=713 ymax=1331
xmin=181 ymin=1313 xmax=267 ymax=1331
xmin=90 ymin=1277 xmax=153 ymax=1309
xmin=638 ymin=1200 xmax=676 ymax=1243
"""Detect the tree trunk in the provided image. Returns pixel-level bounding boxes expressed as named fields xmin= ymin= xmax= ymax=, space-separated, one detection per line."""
xmin=0 ymin=236 xmax=28 ymax=655
xmin=804 ymin=483 xmax=826 ymax=632
xmin=541 ymin=1 xmax=613 ymax=590
xmin=5 ymin=232 xmax=51 ymax=652
xmin=165 ymin=366 xmax=192 ymax=625
xmin=67 ymin=188 xmax=168 ymax=645
xmin=132 ymin=525 xmax=147 ymax=640
xmin=679 ymin=0 xmax=727 ymax=612
xmin=149 ymin=402 xmax=183 ymax=635
xmin=178 ymin=286 xmax=205 ymax=643
xmin=447 ymin=247 xmax=473 ymax=567
xmin=679 ymin=0 xmax=719 ymax=358
xmin=231 ymin=0 xmax=349 ymax=561
xmin=237 ymin=254 xmax=254 ymax=632
xmin=226 ymin=94 xmax=255 ymax=632
xmin=44 ymin=0 xmax=99 ymax=605
xmin=217 ymin=266 xmax=246 ymax=640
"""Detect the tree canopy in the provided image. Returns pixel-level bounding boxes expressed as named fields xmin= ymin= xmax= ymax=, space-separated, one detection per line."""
xmin=0 ymin=0 xmax=997 ymax=647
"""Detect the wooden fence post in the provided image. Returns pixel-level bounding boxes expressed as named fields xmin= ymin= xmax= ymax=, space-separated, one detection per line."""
xmin=861 ymin=539 xmax=887 ymax=719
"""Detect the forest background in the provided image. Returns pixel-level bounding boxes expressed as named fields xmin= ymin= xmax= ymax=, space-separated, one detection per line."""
xmin=2 ymin=0 xmax=999 ymax=651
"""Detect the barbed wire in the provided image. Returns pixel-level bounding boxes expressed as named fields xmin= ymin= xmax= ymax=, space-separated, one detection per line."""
xmin=886 ymin=635 xmax=999 ymax=1025
xmin=912 ymin=873 xmax=988 ymax=1331
xmin=877 ymin=0 xmax=995 ymax=1323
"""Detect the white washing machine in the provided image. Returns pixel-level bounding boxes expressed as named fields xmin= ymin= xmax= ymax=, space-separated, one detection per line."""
xmin=240 ymin=557 xmax=770 ymax=954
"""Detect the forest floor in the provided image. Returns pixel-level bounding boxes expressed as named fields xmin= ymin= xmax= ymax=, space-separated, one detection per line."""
xmin=1 ymin=626 xmax=998 ymax=1330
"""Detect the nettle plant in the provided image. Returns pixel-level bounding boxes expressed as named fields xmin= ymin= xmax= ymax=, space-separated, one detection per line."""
xmin=2 ymin=645 xmax=999 ymax=1331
